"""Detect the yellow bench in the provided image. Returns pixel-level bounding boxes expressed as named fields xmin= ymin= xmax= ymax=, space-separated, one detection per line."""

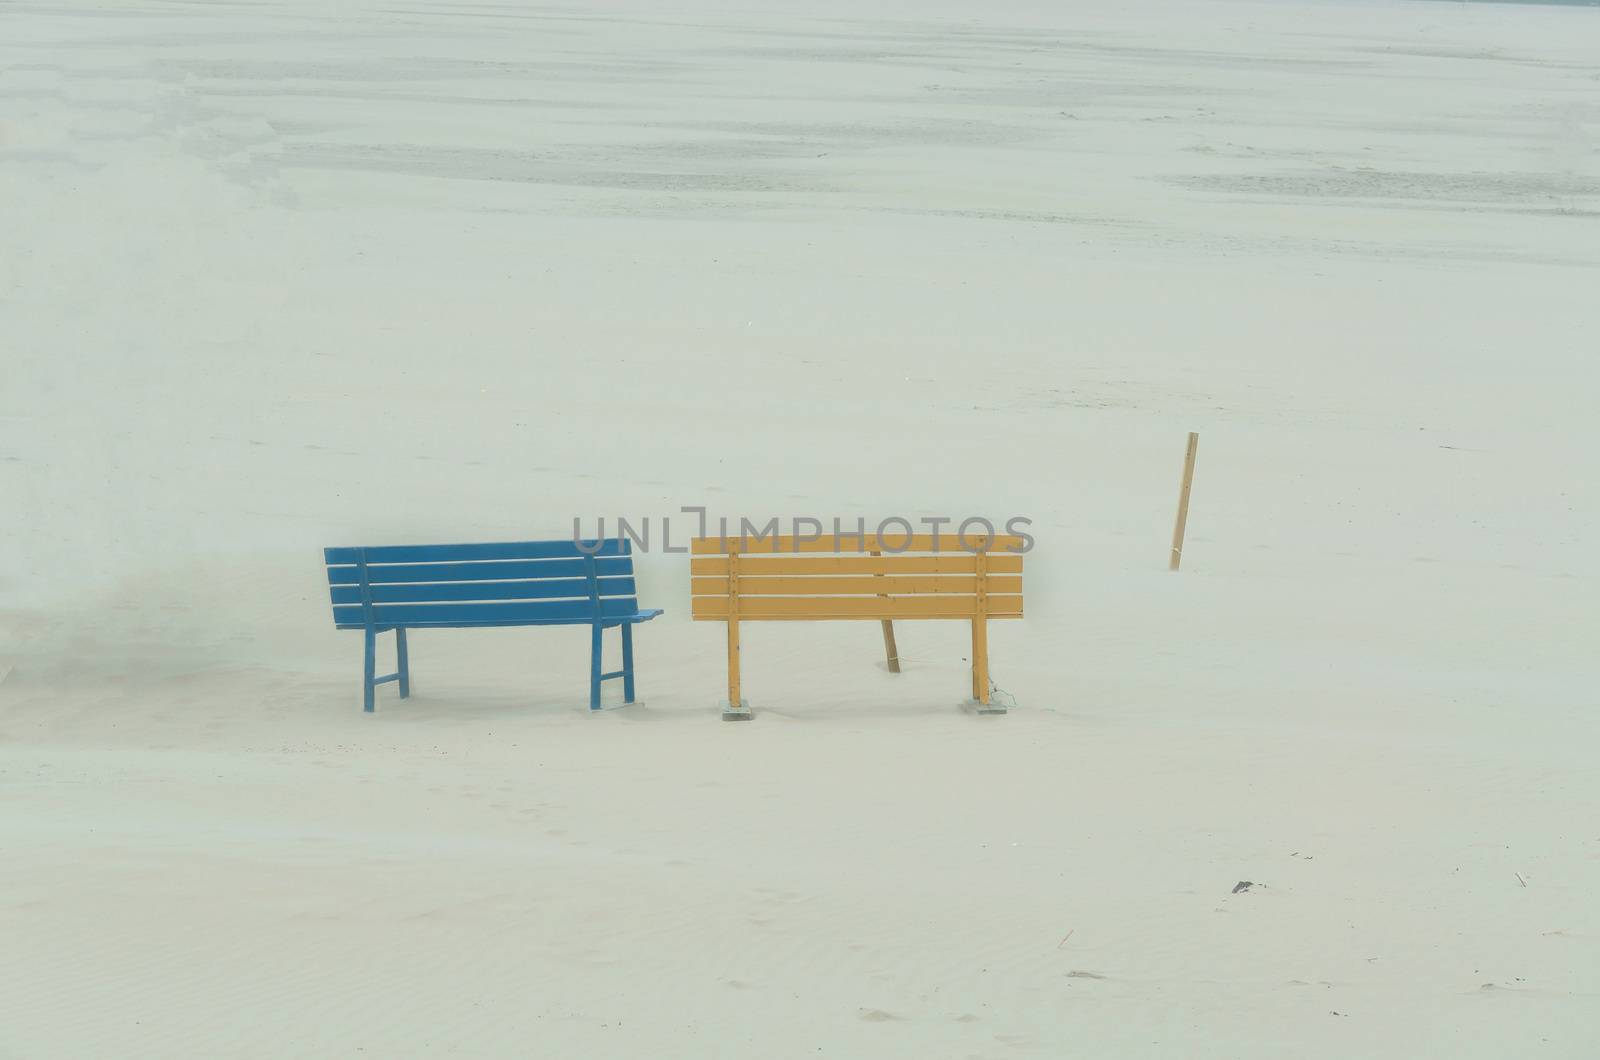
xmin=691 ymin=532 xmax=1025 ymax=718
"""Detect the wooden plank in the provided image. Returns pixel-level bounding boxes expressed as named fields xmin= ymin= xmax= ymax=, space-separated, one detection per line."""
xmin=972 ymin=549 xmax=989 ymax=704
xmin=333 ymin=597 xmax=641 ymax=628
xmin=726 ymin=549 xmax=741 ymax=706
xmin=325 ymin=538 xmax=627 ymax=565
xmin=395 ymin=627 xmax=410 ymax=698
xmin=327 ymin=556 xmax=632 ymax=585
xmin=690 ymin=575 xmax=1021 ymax=597
xmin=691 ymin=596 xmax=1023 ymax=621
xmin=690 ymin=555 xmax=1019 ymax=576
xmin=332 ymin=576 xmax=636 ymax=606
xmin=335 ymin=615 xmax=645 ymax=630
xmin=690 ymin=533 xmax=1026 ymax=555
xmin=1170 ymin=431 xmax=1200 ymax=571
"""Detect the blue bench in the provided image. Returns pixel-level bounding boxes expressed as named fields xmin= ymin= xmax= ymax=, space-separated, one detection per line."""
xmin=323 ymin=538 xmax=662 ymax=712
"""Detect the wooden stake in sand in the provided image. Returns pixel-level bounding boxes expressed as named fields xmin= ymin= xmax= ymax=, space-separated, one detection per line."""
xmin=1169 ymin=432 xmax=1200 ymax=571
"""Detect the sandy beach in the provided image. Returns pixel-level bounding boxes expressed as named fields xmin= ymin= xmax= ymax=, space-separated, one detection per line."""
xmin=2 ymin=0 xmax=1598 ymax=1055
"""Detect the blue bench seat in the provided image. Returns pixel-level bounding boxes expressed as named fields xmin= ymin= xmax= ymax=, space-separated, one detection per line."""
xmin=324 ymin=538 xmax=661 ymax=712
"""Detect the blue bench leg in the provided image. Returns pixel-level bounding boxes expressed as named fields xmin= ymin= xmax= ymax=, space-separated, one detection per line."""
xmin=395 ymin=628 xmax=410 ymax=698
xmin=363 ymin=627 xmax=377 ymax=713
xmin=621 ymin=622 xmax=636 ymax=704
xmin=589 ymin=622 xmax=603 ymax=711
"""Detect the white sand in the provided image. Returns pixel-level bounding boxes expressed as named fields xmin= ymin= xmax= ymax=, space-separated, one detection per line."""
xmin=3 ymin=0 xmax=1598 ymax=1055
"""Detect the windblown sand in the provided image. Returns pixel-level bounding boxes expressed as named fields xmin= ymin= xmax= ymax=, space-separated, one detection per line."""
xmin=2 ymin=0 xmax=1597 ymax=1055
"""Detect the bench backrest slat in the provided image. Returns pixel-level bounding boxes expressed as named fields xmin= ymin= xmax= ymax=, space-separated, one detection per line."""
xmin=688 ymin=533 xmax=1026 ymax=555
xmin=331 ymin=598 xmax=643 ymax=629
xmin=325 ymin=538 xmax=627 ymax=565
xmin=325 ymin=539 xmax=638 ymax=629
xmin=327 ymin=556 xmax=633 ymax=585
xmin=690 ymin=575 xmax=1020 ymax=597
xmin=330 ymin=577 xmax=637 ymax=606
xmin=688 ymin=554 xmax=1022 ymax=576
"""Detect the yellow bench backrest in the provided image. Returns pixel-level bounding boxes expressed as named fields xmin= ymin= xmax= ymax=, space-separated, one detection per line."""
xmin=690 ymin=533 xmax=1024 ymax=621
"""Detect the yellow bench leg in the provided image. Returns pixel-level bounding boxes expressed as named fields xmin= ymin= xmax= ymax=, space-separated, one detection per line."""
xmin=724 ymin=546 xmax=750 ymax=719
xmin=971 ymin=616 xmax=989 ymax=704
xmin=727 ymin=614 xmax=742 ymax=705
xmin=723 ymin=616 xmax=750 ymax=719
